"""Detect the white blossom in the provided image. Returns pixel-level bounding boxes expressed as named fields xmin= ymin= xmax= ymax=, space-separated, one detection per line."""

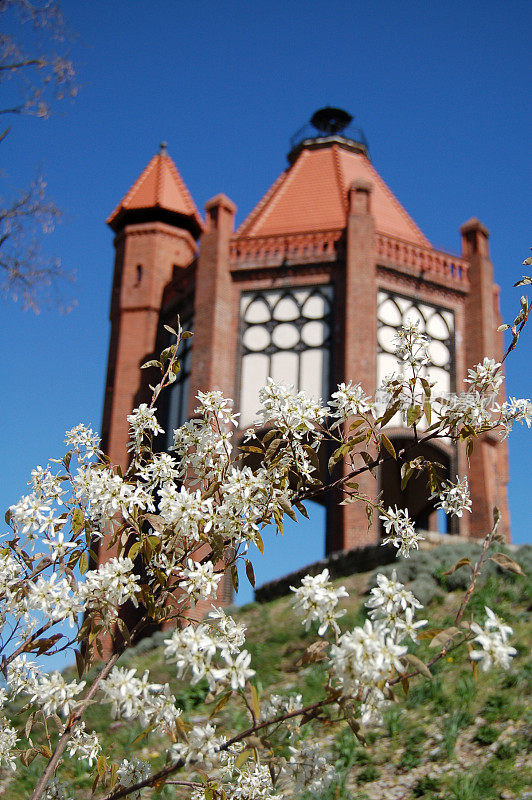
xmin=80 ymin=556 xmax=140 ymax=611
xmin=171 ymin=722 xmax=222 ymax=769
xmin=116 ymin=757 xmax=151 ymax=799
xmin=0 ymin=718 xmax=19 ymax=771
xmin=287 ymin=740 xmax=335 ymax=793
xmin=30 ymin=672 xmax=85 ymax=717
xmin=393 ymin=321 xmax=430 ymax=367
xmin=42 ymin=779 xmax=74 ymax=800
xmin=433 ymin=476 xmax=472 ymax=518
xmin=330 ymin=619 xmax=407 ymax=722
xmin=210 ymin=649 xmax=255 ymax=691
xmin=380 ymin=506 xmax=423 ymax=557
xmin=328 ymin=381 xmax=374 ymax=424
xmin=470 ymin=607 xmax=516 ymax=671
xmin=291 ymin=569 xmax=348 ymax=635
xmin=440 ymin=391 xmax=492 ymax=432
xmin=127 ymin=404 xmax=164 ymax=451
xmin=465 ymin=357 xmax=503 ymax=394
xmin=66 ymin=722 xmax=101 ymax=766
xmin=100 ymin=666 xmax=182 ymax=731
xmin=65 ymin=423 xmax=101 ymax=461
xmin=179 ymin=558 xmax=222 ymax=603
xmin=27 ymin=574 xmax=83 ymax=627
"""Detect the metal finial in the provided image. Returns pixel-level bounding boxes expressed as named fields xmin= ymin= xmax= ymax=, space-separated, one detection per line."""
xmin=159 ymin=141 xmax=168 ymax=154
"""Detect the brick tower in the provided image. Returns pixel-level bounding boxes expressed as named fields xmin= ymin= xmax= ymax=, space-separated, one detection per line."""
xmin=101 ymin=109 xmax=511 ymax=582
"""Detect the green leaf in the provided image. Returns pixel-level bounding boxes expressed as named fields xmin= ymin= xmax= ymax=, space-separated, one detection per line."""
xmin=403 ymin=653 xmax=433 ymax=680
xmin=378 ymin=400 xmax=401 ymax=427
xmin=278 ymin=494 xmax=297 ymax=521
xmin=210 ymin=691 xmax=232 ymax=717
xmin=236 ymin=749 xmax=253 ymax=768
xmin=97 ymin=754 xmax=107 ymax=777
xmin=406 ymin=404 xmax=422 ymax=427
xmin=429 ymin=627 xmax=461 ymax=648
xmin=303 ymin=444 xmax=320 ymax=472
xmin=128 ymin=541 xmax=142 ymax=561
xmin=250 ymin=685 xmax=260 ymax=720
xmin=328 ymin=444 xmax=347 ymax=473
xmin=245 ymin=559 xmax=255 ymax=588
xmin=78 ymin=550 xmax=88 ymax=575
xmin=164 ymin=324 xmax=177 ymax=336
xmin=160 ymin=346 xmax=175 ymax=363
xmin=443 ymin=557 xmax=471 ymax=576
xmin=423 ymin=398 xmax=432 ymax=425
xmin=231 ymin=564 xmax=239 ymax=593
xmin=141 ymin=359 xmax=163 ymax=370
xmin=109 ymin=763 xmax=118 ymax=789
xmin=75 ymin=649 xmax=85 ymax=679
xmin=381 ymin=434 xmax=396 ymax=459
xmin=490 ymin=552 xmax=525 ymax=576
xmin=400 ymin=462 xmax=413 ymax=491
xmin=294 ymin=501 xmax=309 ymax=519
xmin=116 ymin=617 xmax=131 ymax=647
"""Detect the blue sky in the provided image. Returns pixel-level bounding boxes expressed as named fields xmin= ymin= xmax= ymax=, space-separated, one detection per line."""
xmin=2 ymin=1 xmax=531 ymax=614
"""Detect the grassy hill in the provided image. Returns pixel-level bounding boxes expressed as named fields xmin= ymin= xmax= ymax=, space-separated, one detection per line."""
xmin=4 ymin=543 xmax=532 ymax=800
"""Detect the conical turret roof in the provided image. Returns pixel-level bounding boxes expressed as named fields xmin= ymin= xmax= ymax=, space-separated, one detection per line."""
xmin=107 ymin=145 xmax=203 ymax=237
xmin=237 ymin=143 xmax=429 ymax=247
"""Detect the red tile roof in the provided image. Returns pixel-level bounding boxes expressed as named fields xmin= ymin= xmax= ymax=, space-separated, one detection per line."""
xmin=107 ymin=149 xmax=203 ymax=231
xmin=237 ymin=144 xmax=430 ymax=247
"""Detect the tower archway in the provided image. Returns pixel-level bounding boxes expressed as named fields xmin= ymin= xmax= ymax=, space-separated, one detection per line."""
xmin=378 ymin=435 xmax=456 ymax=536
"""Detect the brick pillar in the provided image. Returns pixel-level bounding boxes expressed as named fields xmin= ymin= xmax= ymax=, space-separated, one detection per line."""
xmin=330 ymin=180 xmax=378 ymax=551
xmin=188 ymin=194 xmax=238 ymax=406
xmin=101 ymin=221 xmax=197 ymax=473
xmin=187 ymin=195 xmax=237 ymax=606
xmin=461 ymin=218 xmax=510 ymax=541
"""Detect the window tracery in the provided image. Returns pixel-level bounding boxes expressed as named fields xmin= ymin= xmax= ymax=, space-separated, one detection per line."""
xmin=239 ymin=286 xmax=333 ymax=427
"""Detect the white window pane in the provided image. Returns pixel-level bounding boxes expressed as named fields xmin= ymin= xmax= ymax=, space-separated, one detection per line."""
xmin=302 ymin=294 xmax=326 ymax=319
xmin=240 ymin=353 xmax=269 ymax=427
xmin=301 ymin=348 xmax=325 ymax=400
xmin=428 ymin=340 xmax=450 ymax=368
xmin=272 ymin=323 xmax=299 ymax=349
xmin=403 ymin=305 xmax=425 ymax=329
xmin=273 ymin=295 xmax=299 ymax=321
xmin=301 ymin=320 xmax=327 ymax=347
xmin=378 ymin=298 xmax=402 ymax=327
xmin=427 ymin=366 xmax=450 ymax=397
xmin=377 ymin=324 xmax=397 ymax=353
xmin=377 ymin=352 xmax=400 ymax=386
xmin=271 ymin=351 xmax=299 ymax=388
xmin=245 ymin=298 xmax=270 ymax=324
xmin=426 ymin=312 xmax=449 ymax=340
xmin=243 ymin=325 xmax=270 ymax=352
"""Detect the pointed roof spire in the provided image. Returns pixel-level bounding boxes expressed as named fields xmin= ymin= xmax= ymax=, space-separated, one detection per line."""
xmin=237 ymin=143 xmax=429 ymax=246
xmin=107 ymin=145 xmax=203 ymax=237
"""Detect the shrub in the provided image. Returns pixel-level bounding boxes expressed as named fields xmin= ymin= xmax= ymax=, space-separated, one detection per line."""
xmin=409 ymin=576 xmax=439 ymax=606
xmin=474 ymin=724 xmax=499 ymax=746
xmin=412 ymin=775 xmax=441 ymax=796
xmin=357 ymin=764 xmax=381 ymax=782
xmin=383 ymin=705 xmax=405 ymax=738
xmin=481 ymin=693 xmax=507 ymax=722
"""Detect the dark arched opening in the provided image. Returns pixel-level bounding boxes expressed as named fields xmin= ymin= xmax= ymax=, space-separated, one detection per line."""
xmin=379 ymin=436 xmax=456 ymax=536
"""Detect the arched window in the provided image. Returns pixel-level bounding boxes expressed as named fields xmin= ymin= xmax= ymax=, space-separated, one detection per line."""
xmin=377 ymin=290 xmax=455 ymax=429
xmin=239 ymin=286 xmax=333 ymax=427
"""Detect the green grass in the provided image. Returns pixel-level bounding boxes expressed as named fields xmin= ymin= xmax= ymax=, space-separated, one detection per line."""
xmin=4 ymin=546 xmax=532 ymax=799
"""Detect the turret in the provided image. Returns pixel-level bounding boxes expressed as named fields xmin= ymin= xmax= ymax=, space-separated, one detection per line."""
xmin=101 ymin=144 xmax=202 ymax=471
